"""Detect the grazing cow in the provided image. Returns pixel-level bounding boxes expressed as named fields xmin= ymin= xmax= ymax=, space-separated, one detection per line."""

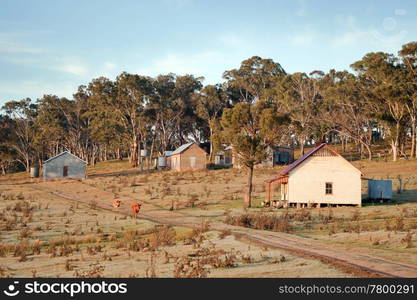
xmin=112 ymin=199 xmax=121 ymax=208
xmin=131 ymin=202 xmax=142 ymax=218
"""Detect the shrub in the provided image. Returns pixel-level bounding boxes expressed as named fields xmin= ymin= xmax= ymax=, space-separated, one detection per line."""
xmin=401 ymin=232 xmax=413 ymax=248
xmin=224 ymin=213 xmax=292 ymax=233
xmin=151 ymin=225 xmax=176 ymax=248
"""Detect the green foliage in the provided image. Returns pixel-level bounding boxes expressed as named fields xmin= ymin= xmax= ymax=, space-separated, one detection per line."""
xmin=1 ymin=41 xmax=417 ymax=175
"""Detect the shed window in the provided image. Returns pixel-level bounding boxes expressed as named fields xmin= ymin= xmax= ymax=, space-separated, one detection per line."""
xmin=325 ymin=182 xmax=333 ymax=195
xmin=63 ymin=166 xmax=69 ymax=177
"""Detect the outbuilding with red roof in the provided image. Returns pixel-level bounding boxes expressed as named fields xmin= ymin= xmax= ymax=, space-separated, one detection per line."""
xmin=264 ymin=143 xmax=362 ymax=208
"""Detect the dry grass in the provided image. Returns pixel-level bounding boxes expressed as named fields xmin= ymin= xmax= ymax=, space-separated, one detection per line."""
xmin=1 ymin=156 xmax=417 ymax=277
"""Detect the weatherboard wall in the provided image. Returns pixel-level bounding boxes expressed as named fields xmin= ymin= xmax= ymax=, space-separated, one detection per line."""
xmin=287 ymin=155 xmax=361 ymax=206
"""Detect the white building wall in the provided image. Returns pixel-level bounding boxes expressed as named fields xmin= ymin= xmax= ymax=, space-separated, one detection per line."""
xmin=288 ymin=156 xmax=361 ymax=206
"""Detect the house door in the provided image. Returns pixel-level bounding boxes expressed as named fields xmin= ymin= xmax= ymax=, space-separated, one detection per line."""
xmin=63 ymin=166 xmax=69 ymax=177
xmin=190 ymin=157 xmax=196 ymax=168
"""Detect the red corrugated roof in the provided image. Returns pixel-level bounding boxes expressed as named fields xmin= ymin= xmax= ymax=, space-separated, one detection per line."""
xmin=265 ymin=176 xmax=288 ymax=184
xmin=279 ymin=143 xmax=330 ymax=176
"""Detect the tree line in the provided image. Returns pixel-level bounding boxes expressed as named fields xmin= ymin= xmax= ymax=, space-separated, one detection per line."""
xmin=1 ymin=41 xmax=416 ymax=178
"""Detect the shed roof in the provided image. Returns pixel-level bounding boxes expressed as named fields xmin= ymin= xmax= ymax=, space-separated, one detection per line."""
xmin=168 ymin=142 xmax=195 ymax=156
xmin=44 ymin=151 xmax=87 ymax=164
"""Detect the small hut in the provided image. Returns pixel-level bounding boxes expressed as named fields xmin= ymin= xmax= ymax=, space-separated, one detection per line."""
xmin=43 ymin=151 xmax=87 ymax=179
xmin=167 ymin=142 xmax=207 ymax=171
xmin=213 ymin=145 xmax=233 ymax=167
xmin=264 ymin=143 xmax=362 ymax=208
xmin=230 ymin=145 xmax=293 ymax=168
xmin=261 ymin=145 xmax=294 ymax=166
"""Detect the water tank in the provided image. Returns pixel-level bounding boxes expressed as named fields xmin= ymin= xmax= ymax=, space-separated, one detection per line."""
xmin=368 ymin=180 xmax=392 ymax=200
xmin=140 ymin=149 xmax=148 ymax=157
xmin=158 ymin=156 xmax=166 ymax=167
xmin=30 ymin=167 xmax=39 ymax=178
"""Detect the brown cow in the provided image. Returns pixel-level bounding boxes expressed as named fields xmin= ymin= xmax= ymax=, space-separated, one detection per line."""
xmin=112 ymin=199 xmax=121 ymax=208
xmin=131 ymin=202 xmax=142 ymax=218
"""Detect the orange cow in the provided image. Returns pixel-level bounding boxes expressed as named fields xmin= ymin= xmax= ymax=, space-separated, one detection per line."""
xmin=112 ymin=199 xmax=121 ymax=208
xmin=131 ymin=202 xmax=142 ymax=218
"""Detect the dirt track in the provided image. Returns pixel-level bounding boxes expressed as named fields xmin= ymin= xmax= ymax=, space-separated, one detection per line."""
xmin=32 ymin=181 xmax=417 ymax=278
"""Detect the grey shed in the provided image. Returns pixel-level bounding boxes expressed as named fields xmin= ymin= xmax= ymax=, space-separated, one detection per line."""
xmin=43 ymin=151 xmax=87 ymax=179
xmin=368 ymin=180 xmax=392 ymax=200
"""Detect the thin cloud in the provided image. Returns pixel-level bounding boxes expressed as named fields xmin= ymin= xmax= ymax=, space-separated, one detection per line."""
xmin=0 ymin=41 xmax=46 ymax=54
xmin=331 ymin=14 xmax=408 ymax=52
xmin=138 ymin=51 xmax=224 ymax=80
xmin=290 ymin=31 xmax=316 ymax=46
xmin=0 ymin=79 xmax=78 ymax=101
xmin=52 ymin=63 xmax=88 ymax=76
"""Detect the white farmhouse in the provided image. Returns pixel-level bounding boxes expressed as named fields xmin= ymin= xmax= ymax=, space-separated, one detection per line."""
xmin=265 ymin=143 xmax=362 ymax=207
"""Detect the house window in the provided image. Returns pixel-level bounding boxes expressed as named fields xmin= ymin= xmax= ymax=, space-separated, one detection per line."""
xmin=325 ymin=182 xmax=333 ymax=195
xmin=63 ymin=166 xmax=69 ymax=177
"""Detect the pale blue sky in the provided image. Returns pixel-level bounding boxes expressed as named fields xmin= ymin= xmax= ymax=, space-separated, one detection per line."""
xmin=0 ymin=0 xmax=416 ymax=104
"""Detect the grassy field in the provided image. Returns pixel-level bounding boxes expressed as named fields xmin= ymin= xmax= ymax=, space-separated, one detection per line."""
xmin=1 ymin=153 xmax=417 ymax=277
xmin=0 ymin=176 xmax=347 ymax=278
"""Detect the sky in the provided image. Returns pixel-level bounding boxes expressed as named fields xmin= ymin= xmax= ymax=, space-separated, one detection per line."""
xmin=0 ymin=0 xmax=416 ymax=105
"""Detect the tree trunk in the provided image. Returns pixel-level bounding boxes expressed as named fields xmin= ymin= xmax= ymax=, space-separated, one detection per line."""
xmin=411 ymin=121 xmax=416 ymax=158
xmin=25 ymin=156 xmax=30 ymax=173
xmin=414 ymin=129 xmax=417 ymax=158
xmin=131 ymin=137 xmax=138 ymax=167
xmin=245 ymin=166 xmax=254 ymax=208
xmin=208 ymin=126 xmax=213 ymax=163
xmin=392 ymin=121 xmax=401 ymax=162
xmin=364 ymin=143 xmax=372 ymax=161
xmin=299 ymin=138 xmax=305 ymax=156
xmin=391 ymin=140 xmax=398 ymax=162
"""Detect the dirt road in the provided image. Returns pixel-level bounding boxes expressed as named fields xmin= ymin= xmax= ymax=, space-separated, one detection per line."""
xmin=32 ymin=181 xmax=417 ymax=278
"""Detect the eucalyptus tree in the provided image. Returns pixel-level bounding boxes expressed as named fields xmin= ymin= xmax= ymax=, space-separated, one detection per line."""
xmin=321 ymin=70 xmax=373 ymax=160
xmin=223 ymin=56 xmax=286 ymax=104
xmin=2 ymin=98 xmax=37 ymax=171
xmin=352 ymin=52 xmax=408 ymax=161
xmin=274 ymin=72 xmax=322 ymax=154
xmin=150 ymin=73 xmax=203 ymax=154
xmin=36 ymin=94 xmax=91 ymax=162
xmin=150 ymin=74 xmax=186 ymax=153
xmin=193 ymin=84 xmax=229 ymax=161
xmin=114 ymin=72 xmax=154 ymax=167
xmin=33 ymin=95 xmax=67 ymax=164
xmin=399 ymin=42 xmax=417 ymax=158
xmin=79 ymin=77 xmax=127 ymax=162
xmin=0 ymin=115 xmax=17 ymax=174
xmin=221 ymin=101 xmax=289 ymax=208
xmin=171 ymin=74 xmax=204 ymax=146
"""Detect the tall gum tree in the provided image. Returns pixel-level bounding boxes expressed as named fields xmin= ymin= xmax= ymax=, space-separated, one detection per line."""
xmin=352 ymin=52 xmax=408 ymax=161
xmin=194 ymin=84 xmax=228 ymax=162
xmin=274 ymin=72 xmax=322 ymax=155
xmin=114 ymin=72 xmax=154 ymax=167
xmin=399 ymin=42 xmax=417 ymax=158
xmin=221 ymin=101 xmax=289 ymax=208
